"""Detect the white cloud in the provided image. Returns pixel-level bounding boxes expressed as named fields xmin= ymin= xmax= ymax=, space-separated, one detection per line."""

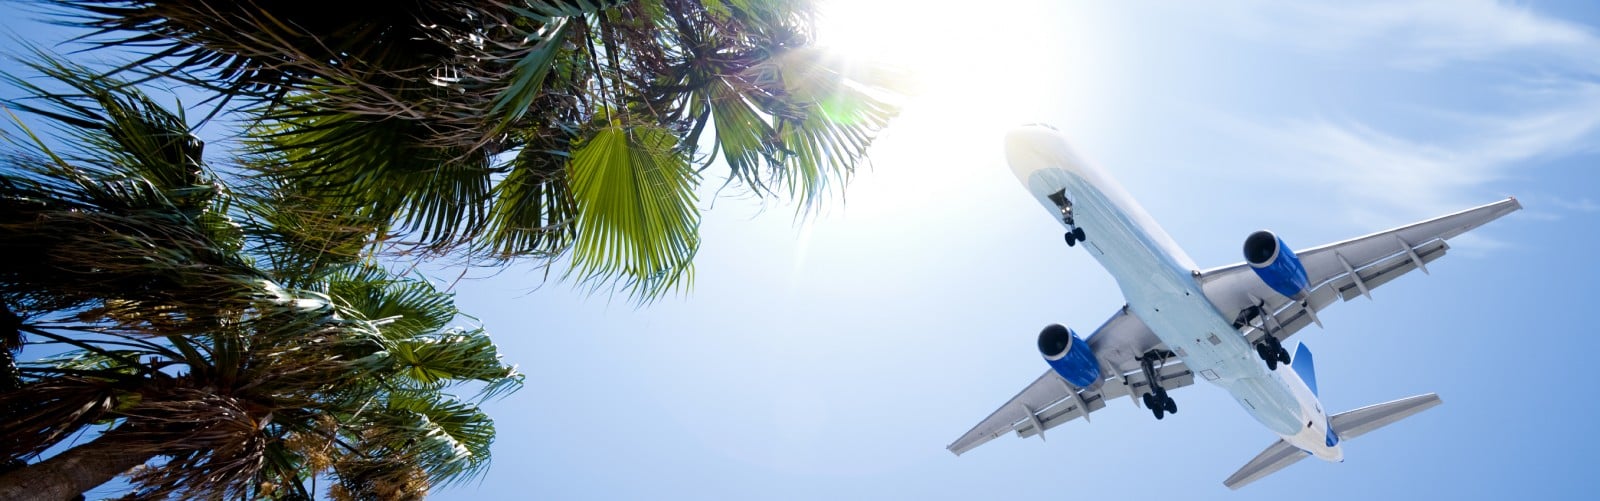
xmin=1219 ymin=0 xmax=1600 ymax=69
xmin=1198 ymin=1 xmax=1600 ymax=231
xmin=1262 ymin=82 xmax=1600 ymax=214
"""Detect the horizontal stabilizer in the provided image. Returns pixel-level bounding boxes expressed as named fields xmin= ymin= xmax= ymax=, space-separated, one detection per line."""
xmin=1224 ymin=439 xmax=1306 ymax=490
xmin=1223 ymin=393 xmax=1442 ymax=490
xmin=1329 ymin=393 xmax=1442 ymax=441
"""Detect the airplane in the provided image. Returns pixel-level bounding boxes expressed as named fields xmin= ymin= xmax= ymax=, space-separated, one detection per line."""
xmin=947 ymin=124 xmax=1521 ymax=489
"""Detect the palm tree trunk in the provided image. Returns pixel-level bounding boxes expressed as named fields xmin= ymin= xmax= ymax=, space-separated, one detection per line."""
xmin=0 ymin=425 xmax=156 ymax=501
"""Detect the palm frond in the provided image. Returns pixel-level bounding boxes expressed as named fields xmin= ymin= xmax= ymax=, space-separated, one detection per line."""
xmin=566 ymin=120 xmax=701 ymax=300
xmin=479 ymin=131 xmax=578 ymax=259
xmin=358 ymin=390 xmax=497 ymax=487
xmin=0 ymin=374 xmax=124 ymax=461
xmin=246 ymin=103 xmax=495 ymax=253
xmin=326 ymin=265 xmax=457 ymax=340
xmin=1 ymin=51 xmax=213 ymax=213
xmin=487 ymin=17 xmax=576 ymax=129
xmin=383 ymin=328 xmax=522 ymax=395
xmin=765 ymin=47 xmax=907 ymax=207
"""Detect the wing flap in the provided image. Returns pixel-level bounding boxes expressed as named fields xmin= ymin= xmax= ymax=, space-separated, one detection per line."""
xmin=1329 ymin=238 xmax=1447 ymax=301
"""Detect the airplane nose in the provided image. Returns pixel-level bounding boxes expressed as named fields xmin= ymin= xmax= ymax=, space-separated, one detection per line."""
xmin=1005 ymin=124 xmax=1090 ymax=185
xmin=1004 ymin=125 xmax=1060 ymax=182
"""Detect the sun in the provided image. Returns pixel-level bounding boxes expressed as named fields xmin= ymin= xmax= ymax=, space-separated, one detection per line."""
xmin=812 ymin=0 xmax=1114 ymax=129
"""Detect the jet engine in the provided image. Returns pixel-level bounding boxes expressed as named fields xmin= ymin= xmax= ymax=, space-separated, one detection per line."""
xmin=1243 ymin=230 xmax=1309 ymax=299
xmin=1037 ymin=324 xmax=1101 ymax=388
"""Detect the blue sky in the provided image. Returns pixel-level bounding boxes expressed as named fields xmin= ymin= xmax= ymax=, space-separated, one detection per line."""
xmin=5 ymin=0 xmax=1599 ymax=499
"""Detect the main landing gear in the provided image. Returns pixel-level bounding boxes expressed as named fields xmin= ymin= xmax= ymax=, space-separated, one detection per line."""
xmin=1138 ymin=351 xmax=1178 ymax=420
xmin=1048 ymin=189 xmax=1088 ymax=246
xmin=1256 ymin=335 xmax=1291 ymax=371
xmin=1234 ymin=301 xmax=1291 ymax=370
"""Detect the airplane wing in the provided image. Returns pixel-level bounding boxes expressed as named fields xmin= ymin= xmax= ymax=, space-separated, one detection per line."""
xmin=1198 ymin=197 xmax=1521 ymax=347
xmin=946 ymin=307 xmax=1195 ymax=455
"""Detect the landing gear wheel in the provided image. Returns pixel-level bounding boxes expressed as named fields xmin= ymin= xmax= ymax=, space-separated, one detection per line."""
xmin=1071 ymin=227 xmax=1086 ymax=242
xmin=1259 ymin=343 xmax=1279 ymax=370
xmin=1257 ymin=335 xmax=1288 ymax=371
xmin=1064 ymin=232 xmax=1077 ymax=247
xmin=1138 ymin=350 xmax=1177 ymax=421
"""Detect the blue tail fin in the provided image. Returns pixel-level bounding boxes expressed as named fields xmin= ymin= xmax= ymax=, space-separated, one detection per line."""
xmin=1290 ymin=343 xmax=1317 ymax=396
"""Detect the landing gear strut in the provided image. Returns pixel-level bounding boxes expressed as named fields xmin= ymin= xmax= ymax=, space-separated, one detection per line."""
xmin=1048 ymin=189 xmax=1087 ymax=246
xmin=1234 ymin=300 xmax=1292 ymax=371
xmin=1138 ymin=351 xmax=1178 ymax=420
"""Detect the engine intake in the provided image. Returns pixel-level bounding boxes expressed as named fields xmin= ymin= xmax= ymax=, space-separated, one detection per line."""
xmin=1037 ymin=324 xmax=1101 ymax=388
xmin=1243 ymin=230 xmax=1309 ymax=299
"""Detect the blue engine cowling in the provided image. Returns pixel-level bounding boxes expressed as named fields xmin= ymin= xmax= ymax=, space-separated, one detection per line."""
xmin=1243 ymin=230 xmax=1309 ymax=299
xmin=1037 ymin=324 xmax=1101 ymax=388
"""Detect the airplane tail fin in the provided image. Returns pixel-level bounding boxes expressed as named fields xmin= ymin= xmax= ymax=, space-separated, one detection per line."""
xmin=1223 ymin=393 xmax=1443 ymax=490
xmin=1289 ymin=343 xmax=1317 ymax=396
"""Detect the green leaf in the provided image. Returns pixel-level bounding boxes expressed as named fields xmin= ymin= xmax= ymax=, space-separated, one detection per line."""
xmin=566 ymin=121 xmax=700 ymax=299
xmin=488 ymin=20 xmax=575 ymax=129
xmin=481 ymin=134 xmax=577 ymax=258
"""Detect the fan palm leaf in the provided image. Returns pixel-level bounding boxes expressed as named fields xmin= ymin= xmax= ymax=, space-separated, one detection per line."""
xmin=567 ymin=120 xmax=700 ymax=298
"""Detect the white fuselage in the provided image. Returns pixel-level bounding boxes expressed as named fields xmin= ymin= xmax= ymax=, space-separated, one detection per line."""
xmin=1005 ymin=126 xmax=1343 ymax=462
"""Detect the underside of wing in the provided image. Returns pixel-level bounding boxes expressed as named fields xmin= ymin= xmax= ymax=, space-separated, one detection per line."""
xmin=1199 ymin=197 xmax=1520 ymax=346
xmin=946 ymin=310 xmax=1195 ymax=457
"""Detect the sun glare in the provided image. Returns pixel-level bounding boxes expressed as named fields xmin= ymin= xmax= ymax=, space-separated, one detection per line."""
xmin=771 ymin=1 xmax=1124 ymax=287
xmin=802 ymin=0 xmax=1121 ymax=219
xmin=814 ymin=0 xmax=1112 ymax=129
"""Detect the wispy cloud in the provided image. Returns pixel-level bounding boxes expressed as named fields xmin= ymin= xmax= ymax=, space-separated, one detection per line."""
xmin=1253 ymin=82 xmax=1600 ymax=217
xmin=1550 ymin=196 xmax=1600 ymax=213
xmin=1205 ymin=1 xmax=1600 ymax=230
xmin=1220 ymin=0 xmax=1600 ymax=69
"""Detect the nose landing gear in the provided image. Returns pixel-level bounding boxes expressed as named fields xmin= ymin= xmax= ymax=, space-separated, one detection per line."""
xmin=1063 ymin=227 xmax=1086 ymax=246
xmin=1048 ymin=189 xmax=1087 ymax=246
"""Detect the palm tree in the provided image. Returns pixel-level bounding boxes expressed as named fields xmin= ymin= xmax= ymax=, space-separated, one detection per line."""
xmin=0 ymin=59 xmax=519 ymax=500
xmin=45 ymin=0 xmax=909 ymax=299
